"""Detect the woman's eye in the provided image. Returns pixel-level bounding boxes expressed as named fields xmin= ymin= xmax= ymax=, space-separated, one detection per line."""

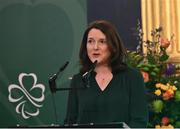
xmin=87 ymin=40 xmax=91 ymax=43
xmin=100 ymin=40 xmax=106 ymax=44
xmin=87 ymin=39 xmax=94 ymax=44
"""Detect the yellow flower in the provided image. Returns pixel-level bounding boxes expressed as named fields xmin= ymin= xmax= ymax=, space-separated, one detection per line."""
xmin=167 ymin=124 xmax=174 ymax=129
xmin=156 ymin=83 xmax=162 ymax=88
xmin=161 ymin=124 xmax=174 ymax=129
xmin=155 ymin=124 xmax=174 ymax=129
xmin=171 ymin=86 xmax=177 ymax=91
xmin=155 ymin=125 xmax=161 ymax=128
xmin=166 ymin=83 xmax=171 ymax=87
xmin=155 ymin=89 xmax=161 ymax=96
xmin=161 ymin=84 xmax=169 ymax=91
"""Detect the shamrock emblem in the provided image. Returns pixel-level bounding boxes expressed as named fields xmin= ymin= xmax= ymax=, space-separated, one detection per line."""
xmin=8 ymin=73 xmax=45 ymax=119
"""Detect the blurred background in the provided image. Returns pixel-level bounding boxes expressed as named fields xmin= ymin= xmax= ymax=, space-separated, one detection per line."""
xmin=0 ymin=0 xmax=179 ymax=127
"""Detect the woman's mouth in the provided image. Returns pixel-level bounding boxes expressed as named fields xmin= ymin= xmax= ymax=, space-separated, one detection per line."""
xmin=92 ymin=53 xmax=100 ymax=57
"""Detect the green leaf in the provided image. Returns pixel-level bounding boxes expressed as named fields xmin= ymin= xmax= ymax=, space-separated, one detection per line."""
xmin=153 ymin=67 xmax=160 ymax=73
xmin=150 ymin=71 xmax=157 ymax=76
xmin=147 ymin=54 xmax=156 ymax=64
xmin=152 ymin=100 xmax=163 ymax=113
xmin=175 ymin=121 xmax=180 ymax=128
xmin=159 ymin=53 xmax=169 ymax=62
xmin=141 ymin=67 xmax=150 ymax=72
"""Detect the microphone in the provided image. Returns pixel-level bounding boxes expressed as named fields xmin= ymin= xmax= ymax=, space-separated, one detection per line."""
xmin=49 ymin=61 xmax=69 ymax=80
xmin=82 ymin=60 xmax=97 ymax=77
xmin=49 ymin=61 xmax=69 ymax=93
xmin=82 ymin=60 xmax=97 ymax=88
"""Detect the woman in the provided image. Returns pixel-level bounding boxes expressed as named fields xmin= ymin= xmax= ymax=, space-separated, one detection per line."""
xmin=64 ymin=20 xmax=148 ymax=128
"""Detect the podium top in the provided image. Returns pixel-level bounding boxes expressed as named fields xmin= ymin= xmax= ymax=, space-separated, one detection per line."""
xmin=10 ymin=122 xmax=130 ymax=128
xmin=62 ymin=122 xmax=130 ymax=128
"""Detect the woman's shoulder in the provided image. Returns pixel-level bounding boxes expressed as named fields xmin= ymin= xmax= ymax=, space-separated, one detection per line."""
xmin=119 ymin=66 xmax=142 ymax=79
xmin=122 ymin=66 xmax=141 ymax=74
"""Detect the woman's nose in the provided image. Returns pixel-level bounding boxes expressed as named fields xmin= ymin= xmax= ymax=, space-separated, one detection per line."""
xmin=93 ymin=42 xmax=99 ymax=49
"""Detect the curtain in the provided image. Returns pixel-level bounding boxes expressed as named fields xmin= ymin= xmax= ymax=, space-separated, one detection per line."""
xmin=141 ymin=0 xmax=180 ymax=63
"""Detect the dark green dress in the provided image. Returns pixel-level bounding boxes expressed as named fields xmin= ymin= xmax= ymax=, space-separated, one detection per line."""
xmin=65 ymin=67 xmax=148 ymax=128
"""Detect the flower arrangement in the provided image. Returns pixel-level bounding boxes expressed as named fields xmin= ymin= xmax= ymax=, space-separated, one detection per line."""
xmin=127 ymin=21 xmax=180 ymax=128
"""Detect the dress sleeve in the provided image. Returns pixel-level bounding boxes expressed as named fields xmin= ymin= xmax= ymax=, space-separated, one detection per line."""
xmin=64 ymin=75 xmax=79 ymax=124
xmin=128 ymin=69 xmax=149 ymax=128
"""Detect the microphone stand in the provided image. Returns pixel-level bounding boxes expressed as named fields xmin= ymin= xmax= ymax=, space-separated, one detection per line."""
xmin=82 ymin=60 xmax=97 ymax=88
xmin=48 ymin=60 xmax=97 ymax=126
xmin=49 ymin=75 xmax=85 ymax=126
xmin=51 ymin=93 xmax=58 ymax=126
xmin=48 ymin=61 xmax=69 ymax=126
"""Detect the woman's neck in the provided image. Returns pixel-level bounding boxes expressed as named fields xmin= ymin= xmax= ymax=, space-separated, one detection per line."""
xmin=95 ymin=64 xmax=112 ymax=74
xmin=94 ymin=64 xmax=113 ymax=91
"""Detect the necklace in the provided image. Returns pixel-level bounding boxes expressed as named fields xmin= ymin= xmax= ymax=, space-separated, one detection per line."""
xmin=95 ymin=73 xmax=113 ymax=91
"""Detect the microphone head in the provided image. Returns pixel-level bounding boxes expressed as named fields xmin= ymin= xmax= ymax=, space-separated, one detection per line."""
xmin=93 ymin=60 xmax=98 ymax=64
xmin=82 ymin=60 xmax=98 ymax=88
xmin=92 ymin=60 xmax=97 ymax=69
xmin=60 ymin=61 xmax=69 ymax=72
xmin=48 ymin=76 xmax=57 ymax=93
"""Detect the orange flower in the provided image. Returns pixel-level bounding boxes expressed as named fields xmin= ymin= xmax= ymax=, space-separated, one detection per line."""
xmin=160 ymin=38 xmax=170 ymax=48
xmin=141 ymin=71 xmax=149 ymax=82
xmin=163 ymin=90 xmax=173 ymax=100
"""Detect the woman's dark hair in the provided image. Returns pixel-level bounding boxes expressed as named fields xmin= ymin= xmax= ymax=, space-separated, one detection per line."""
xmin=79 ymin=20 xmax=127 ymax=74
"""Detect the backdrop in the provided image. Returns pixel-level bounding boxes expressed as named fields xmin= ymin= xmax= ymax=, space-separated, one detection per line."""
xmin=0 ymin=0 xmax=87 ymax=127
xmin=87 ymin=0 xmax=141 ymax=50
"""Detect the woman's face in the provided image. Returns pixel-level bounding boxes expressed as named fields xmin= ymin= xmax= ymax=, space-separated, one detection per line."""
xmin=86 ymin=28 xmax=111 ymax=65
